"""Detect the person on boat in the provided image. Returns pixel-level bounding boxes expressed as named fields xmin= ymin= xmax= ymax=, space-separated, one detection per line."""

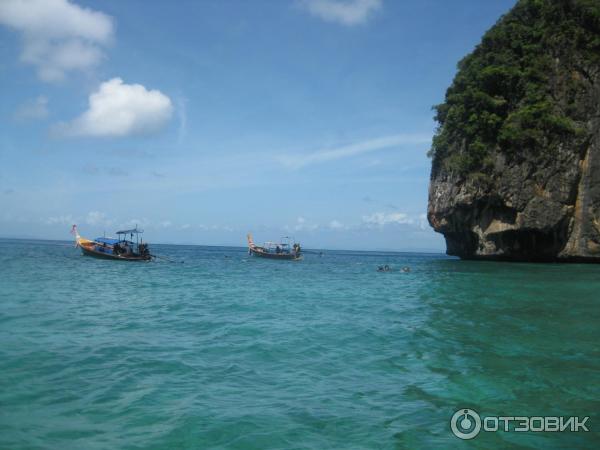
xmin=139 ymin=243 xmax=149 ymax=257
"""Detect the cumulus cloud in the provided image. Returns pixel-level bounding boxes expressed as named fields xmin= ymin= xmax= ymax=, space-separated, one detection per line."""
xmin=14 ymin=95 xmax=49 ymax=120
xmin=277 ymin=134 xmax=431 ymax=169
xmin=59 ymin=78 xmax=173 ymax=137
xmin=0 ymin=0 xmax=114 ymax=82
xmin=360 ymin=212 xmax=431 ymax=230
xmin=362 ymin=212 xmax=414 ymax=227
xmin=299 ymin=0 xmax=382 ymax=26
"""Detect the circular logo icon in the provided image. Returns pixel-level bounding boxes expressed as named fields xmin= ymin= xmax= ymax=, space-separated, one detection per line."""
xmin=451 ymin=408 xmax=481 ymax=440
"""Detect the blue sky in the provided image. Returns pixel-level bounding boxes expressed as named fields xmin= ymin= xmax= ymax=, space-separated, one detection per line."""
xmin=0 ymin=0 xmax=515 ymax=250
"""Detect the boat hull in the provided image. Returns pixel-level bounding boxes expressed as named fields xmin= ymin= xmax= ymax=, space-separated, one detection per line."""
xmin=80 ymin=244 xmax=151 ymax=261
xmin=249 ymin=247 xmax=302 ymax=260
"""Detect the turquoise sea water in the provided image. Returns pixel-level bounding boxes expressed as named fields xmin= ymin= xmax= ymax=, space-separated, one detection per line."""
xmin=0 ymin=238 xmax=598 ymax=449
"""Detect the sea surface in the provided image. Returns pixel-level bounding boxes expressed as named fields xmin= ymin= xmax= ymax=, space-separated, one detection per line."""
xmin=0 ymin=238 xmax=598 ymax=449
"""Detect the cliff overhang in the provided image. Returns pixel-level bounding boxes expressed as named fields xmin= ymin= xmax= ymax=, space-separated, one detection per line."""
xmin=427 ymin=0 xmax=600 ymax=262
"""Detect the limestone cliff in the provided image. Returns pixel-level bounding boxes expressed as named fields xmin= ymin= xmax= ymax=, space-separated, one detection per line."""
xmin=428 ymin=0 xmax=600 ymax=261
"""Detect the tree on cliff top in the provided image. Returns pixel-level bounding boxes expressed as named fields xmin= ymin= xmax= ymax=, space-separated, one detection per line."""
xmin=429 ymin=0 xmax=600 ymax=177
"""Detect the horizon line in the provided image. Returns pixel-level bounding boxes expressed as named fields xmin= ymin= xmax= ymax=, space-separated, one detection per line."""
xmin=0 ymin=236 xmax=447 ymax=255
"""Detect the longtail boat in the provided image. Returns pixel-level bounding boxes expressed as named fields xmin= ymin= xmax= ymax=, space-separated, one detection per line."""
xmin=72 ymin=225 xmax=152 ymax=261
xmin=247 ymin=233 xmax=302 ymax=260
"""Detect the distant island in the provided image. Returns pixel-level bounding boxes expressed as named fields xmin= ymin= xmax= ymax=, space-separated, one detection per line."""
xmin=427 ymin=0 xmax=600 ymax=261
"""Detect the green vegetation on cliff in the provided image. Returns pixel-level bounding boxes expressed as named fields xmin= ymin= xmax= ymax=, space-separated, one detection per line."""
xmin=430 ymin=0 xmax=600 ymax=176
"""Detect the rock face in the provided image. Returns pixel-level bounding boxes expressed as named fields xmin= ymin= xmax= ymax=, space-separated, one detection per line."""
xmin=428 ymin=0 xmax=600 ymax=261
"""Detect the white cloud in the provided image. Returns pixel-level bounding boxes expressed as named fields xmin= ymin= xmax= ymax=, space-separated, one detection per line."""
xmin=45 ymin=214 xmax=73 ymax=225
xmin=362 ymin=211 xmax=414 ymax=227
xmin=299 ymin=0 xmax=382 ymax=26
xmin=329 ymin=219 xmax=345 ymax=230
xmin=85 ymin=211 xmax=112 ymax=226
xmin=196 ymin=223 xmax=234 ymax=232
xmin=118 ymin=218 xmax=150 ymax=231
xmin=277 ymin=134 xmax=431 ymax=169
xmin=0 ymin=0 xmax=114 ymax=81
xmin=285 ymin=216 xmax=320 ymax=232
xmin=14 ymin=95 xmax=48 ymax=120
xmin=296 ymin=217 xmax=318 ymax=231
xmin=59 ymin=78 xmax=173 ymax=137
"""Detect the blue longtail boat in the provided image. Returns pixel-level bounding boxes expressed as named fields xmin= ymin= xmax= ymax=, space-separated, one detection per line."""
xmin=72 ymin=225 xmax=152 ymax=261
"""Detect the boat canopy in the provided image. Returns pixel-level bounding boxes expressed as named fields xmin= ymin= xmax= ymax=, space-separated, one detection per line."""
xmin=116 ymin=228 xmax=144 ymax=235
xmin=264 ymin=241 xmax=290 ymax=246
xmin=95 ymin=237 xmax=120 ymax=245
